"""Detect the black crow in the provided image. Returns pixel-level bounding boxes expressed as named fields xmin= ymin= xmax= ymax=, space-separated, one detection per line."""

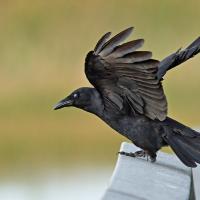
xmin=54 ymin=27 xmax=200 ymax=167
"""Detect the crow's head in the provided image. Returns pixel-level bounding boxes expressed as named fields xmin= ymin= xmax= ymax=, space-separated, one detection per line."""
xmin=53 ymin=87 xmax=103 ymax=114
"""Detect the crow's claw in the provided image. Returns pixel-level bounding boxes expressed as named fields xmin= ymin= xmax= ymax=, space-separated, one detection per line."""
xmin=118 ymin=151 xmax=136 ymax=157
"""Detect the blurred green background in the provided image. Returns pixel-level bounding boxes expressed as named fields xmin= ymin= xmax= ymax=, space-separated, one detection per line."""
xmin=0 ymin=0 xmax=200 ymax=177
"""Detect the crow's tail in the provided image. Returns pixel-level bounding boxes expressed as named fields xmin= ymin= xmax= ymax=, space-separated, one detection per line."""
xmin=163 ymin=117 xmax=200 ymax=167
xmin=157 ymin=37 xmax=200 ymax=80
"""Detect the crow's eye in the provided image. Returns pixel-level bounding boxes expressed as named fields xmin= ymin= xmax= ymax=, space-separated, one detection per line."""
xmin=73 ymin=93 xmax=78 ymax=98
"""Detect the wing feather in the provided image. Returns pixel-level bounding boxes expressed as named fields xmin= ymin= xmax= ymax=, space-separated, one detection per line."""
xmin=106 ymin=39 xmax=144 ymax=58
xmin=99 ymin=27 xmax=134 ymax=57
xmin=85 ymin=27 xmax=168 ymax=121
xmin=94 ymin=32 xmax=111 ymax=55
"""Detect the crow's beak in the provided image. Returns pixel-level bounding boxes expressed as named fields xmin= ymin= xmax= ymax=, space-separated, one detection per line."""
xmin=53 ymin=97 xmax=73 ymax=110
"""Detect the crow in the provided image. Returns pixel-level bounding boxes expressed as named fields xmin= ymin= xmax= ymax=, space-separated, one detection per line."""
xmin=54 ymin=27 xmax=200 ymax=167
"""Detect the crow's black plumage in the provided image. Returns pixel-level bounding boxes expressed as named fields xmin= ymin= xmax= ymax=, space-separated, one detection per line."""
xmin=54 ymin=27 xmax=200 ymax=167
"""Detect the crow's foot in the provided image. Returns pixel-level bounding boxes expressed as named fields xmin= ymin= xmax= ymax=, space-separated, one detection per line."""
xmin=118 ymin=150 xmax=146 ymax=158
xmin=118 ymin=150 xmax=157 ymax=163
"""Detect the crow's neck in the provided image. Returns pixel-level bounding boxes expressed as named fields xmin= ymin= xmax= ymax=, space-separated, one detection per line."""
xmin=78 ymin=89 xmax=104 ymax=117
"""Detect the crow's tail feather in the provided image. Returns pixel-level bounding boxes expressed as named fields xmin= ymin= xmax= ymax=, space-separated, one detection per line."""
xmin=163 ymin=118 xmax=200 ymax=168
xmin=157 ymin=36 xmax=200 ymax=80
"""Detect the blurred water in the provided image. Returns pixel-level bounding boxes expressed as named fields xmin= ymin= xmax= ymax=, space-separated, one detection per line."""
xmin=0 ymin=167 xmax=113 ymax=200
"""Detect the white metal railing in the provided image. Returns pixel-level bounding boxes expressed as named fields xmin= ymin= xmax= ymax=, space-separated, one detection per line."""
xmin=102 ymin=142 xmax=199 ymax=200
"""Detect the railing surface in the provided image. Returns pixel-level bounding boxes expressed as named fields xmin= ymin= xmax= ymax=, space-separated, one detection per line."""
xmin=102 ymin=142 xmax=199 ymax=200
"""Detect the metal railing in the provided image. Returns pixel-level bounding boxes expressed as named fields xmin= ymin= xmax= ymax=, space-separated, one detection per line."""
xmin=102 ymin=142 xmax=200 ymax=200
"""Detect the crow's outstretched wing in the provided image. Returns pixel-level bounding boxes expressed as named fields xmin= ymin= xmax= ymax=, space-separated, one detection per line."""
xmin=157 ymin=37 xmax=200 ymax=80
xmin=85 ymin=27 xmax=167 ymax=121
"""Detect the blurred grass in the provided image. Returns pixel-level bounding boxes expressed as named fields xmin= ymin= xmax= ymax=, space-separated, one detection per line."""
xmin=0 ymin=0 xmax=200 ymax=173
